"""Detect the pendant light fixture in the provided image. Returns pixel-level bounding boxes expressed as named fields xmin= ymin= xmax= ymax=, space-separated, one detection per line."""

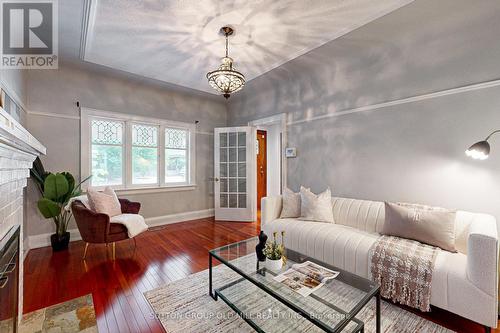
xmin=206 ymin=26 xmax=245 ymax=99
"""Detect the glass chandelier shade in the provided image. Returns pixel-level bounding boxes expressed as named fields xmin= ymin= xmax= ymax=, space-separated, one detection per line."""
xmin=206 ymin=27 xmax=245 ymax=99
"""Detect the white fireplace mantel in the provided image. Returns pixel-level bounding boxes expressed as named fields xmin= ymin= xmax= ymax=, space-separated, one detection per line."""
xmin=0 ymin=106 xmax=45 ymax=323
xmin=0 ymin=108 xmax=45 ymax=156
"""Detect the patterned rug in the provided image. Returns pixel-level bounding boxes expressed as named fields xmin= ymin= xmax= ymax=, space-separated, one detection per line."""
xmin=144 ymin=255 xmax=452 ymax=333
xmin=19 ymin=294 xmax=97 ymax=333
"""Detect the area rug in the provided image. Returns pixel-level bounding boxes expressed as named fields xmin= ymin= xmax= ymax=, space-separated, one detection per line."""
xmin=19 ymin=294 xmax=97 ymax=333
xmin=144 ymin=255 xmax=452 ymax=333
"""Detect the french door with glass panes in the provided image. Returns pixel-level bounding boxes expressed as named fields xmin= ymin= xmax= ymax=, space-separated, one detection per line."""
xmin=214 ymin=127 xmax=256 ymax=221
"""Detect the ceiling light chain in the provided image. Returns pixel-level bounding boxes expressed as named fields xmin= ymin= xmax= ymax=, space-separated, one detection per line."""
xmin=206 ymin=26 xmax=245 ymax=99
xmin=225 ymin=31 xmax=229 ymax=58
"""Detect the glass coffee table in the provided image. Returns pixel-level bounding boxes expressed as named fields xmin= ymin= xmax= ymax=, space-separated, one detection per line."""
xmin=209 ymin=237 xmax=380 ymax=333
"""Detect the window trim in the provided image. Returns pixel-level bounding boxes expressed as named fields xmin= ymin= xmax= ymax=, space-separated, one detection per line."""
xmin=81 ymin=107 xmax=196 ymax=191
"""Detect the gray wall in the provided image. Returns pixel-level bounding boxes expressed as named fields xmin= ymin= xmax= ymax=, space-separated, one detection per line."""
xmin=228 ymin=0 xmax=500 ymax=226
xmin=26 ymin=63 xmax=226 ymax=237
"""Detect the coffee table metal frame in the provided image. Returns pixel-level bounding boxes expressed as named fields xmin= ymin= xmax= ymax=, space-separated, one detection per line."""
xmin=209 ymin=238 xmax=381 ymax=333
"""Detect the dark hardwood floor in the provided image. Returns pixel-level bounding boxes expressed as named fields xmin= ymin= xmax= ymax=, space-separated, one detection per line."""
xmin=23 ymin=217 xmax=498 ymax=333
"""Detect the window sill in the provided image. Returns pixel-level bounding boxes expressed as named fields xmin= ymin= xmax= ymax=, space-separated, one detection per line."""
xmin=114 ymin=184 xmax=197 ymax=195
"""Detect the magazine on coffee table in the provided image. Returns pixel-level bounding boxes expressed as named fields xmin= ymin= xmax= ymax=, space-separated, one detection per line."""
xmin=273 ymin=261 xmax=340 ymax=297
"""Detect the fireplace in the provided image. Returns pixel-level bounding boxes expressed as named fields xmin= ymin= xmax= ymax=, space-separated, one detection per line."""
xmin=0 ymin=226 xmax=20 ymax=333
xmin=0 ymin=104 xmax=45 ymax=330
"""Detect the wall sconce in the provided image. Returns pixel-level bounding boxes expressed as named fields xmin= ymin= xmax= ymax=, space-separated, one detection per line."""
xmin=465 ymin=130 xmax=500 ymax=160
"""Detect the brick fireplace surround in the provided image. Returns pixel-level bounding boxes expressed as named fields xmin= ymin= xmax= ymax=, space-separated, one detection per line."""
xmin=0 ymin=108 xmax=45 ymax=324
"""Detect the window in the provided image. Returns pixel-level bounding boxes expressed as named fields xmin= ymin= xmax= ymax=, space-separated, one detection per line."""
xmin=91 ymin=119 xmax=124 ymax=186
xmin=132 ymin=124 xmax=158 ymax=185
xmin=165 ymin=128 xmax=188 ymax=183
xmin=81 ymin=108 xmax=195 ymax=191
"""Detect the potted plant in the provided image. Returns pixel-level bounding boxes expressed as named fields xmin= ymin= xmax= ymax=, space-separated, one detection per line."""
xmin=30 ymin=158 xmax=91 ymax=251
xmin=263 ymin=231 xmax=286 ymax=272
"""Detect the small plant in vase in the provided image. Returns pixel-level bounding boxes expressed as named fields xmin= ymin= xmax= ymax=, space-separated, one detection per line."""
xmin=263 ymin=231 xmax=286 ymax=272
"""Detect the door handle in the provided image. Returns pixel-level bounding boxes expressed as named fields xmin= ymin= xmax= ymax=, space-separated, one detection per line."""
xmin=215 ymin=178 xmax=219 ymax=182
xmin=208 ymin=177 xmax=219 ymax=182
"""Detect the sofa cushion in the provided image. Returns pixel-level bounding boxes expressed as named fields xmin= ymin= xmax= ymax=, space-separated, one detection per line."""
xmin=300 ymin=187 xmax=335 ymax=223
xmin=263 ymin=218 xmax=379 ymax=278
xmin=382 ymin=202 xmax=456 ymax=252
xmin=280 ymin=188 xmax=301 ymax=218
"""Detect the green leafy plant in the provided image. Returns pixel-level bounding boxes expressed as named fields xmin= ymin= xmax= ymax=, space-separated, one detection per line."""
xmin=30 ymin=157 xmax=91 ymax=237
xmin=263 ymin=231 xmax=286 ymax=260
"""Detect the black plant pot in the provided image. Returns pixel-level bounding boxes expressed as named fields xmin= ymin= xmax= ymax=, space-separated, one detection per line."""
xmin=50 ymin=232 xmax=70 ymax=251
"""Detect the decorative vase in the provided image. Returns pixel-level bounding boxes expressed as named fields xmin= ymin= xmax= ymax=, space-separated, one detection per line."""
xmin=255 ymin=231 xmax=268 ymax=261
xmin=50 ymin=232 xmax=70 ymax=251
xmin=265 ymin=258 xmax=283 ymax=272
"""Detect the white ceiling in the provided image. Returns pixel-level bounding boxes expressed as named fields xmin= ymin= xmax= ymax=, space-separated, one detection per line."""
xmin=81 ymin=0 xmax=415 ymax=94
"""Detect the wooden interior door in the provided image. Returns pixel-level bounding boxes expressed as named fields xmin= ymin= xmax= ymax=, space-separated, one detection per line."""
xmin=256 ymin=130 xmax=267 ymax=210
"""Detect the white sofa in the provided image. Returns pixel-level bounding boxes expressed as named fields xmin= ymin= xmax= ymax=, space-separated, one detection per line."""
xmin=262 ymin=195 xmax=499 ymax=328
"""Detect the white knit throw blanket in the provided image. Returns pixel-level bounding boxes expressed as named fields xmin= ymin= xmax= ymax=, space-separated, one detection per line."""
xmin=370 ymin=235 xmax=438 ymax=312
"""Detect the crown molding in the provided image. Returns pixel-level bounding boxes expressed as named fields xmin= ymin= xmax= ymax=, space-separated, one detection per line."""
xmin=288 ymin=78 xmax=500 ymax=126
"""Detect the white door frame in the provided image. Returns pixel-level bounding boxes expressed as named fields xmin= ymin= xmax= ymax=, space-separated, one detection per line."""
xmin=248 ymin=113 xmax=287 ymax=193
xmin=214 ymin=126 xmax=256 ymax=222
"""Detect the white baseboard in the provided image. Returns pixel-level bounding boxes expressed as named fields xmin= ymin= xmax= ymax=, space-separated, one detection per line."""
xmin=146 ymin=208 xmax=214 ymax=227
xmin=28 ymin=229 xmax=82 ymax=250
xmin=27 ymin=208 xmax=215 ymax=249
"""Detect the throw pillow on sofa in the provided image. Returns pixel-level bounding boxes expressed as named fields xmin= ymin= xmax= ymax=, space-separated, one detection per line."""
xmin=87 ymin=186 xmax=122 ymax=217
xmin=300 ymin=186 xmax=335 ymax=223
xmin=280 ymin=187 xmax=303 ymax=218
xmin=382 ymin=202 xmax=457 ymax=252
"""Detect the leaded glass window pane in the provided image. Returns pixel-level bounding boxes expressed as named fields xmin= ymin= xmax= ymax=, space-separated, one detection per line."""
xmin=132 ymin=124 xmax=158 ymax=147
xmin=166 ymin=128 xmax=187 ymax=149
xmin=91 ymin=119 xmax=123 ymax=145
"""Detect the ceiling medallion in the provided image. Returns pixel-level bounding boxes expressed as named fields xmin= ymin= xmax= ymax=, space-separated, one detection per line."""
xmin=206 ymin=26 xmax=245 ymax=99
